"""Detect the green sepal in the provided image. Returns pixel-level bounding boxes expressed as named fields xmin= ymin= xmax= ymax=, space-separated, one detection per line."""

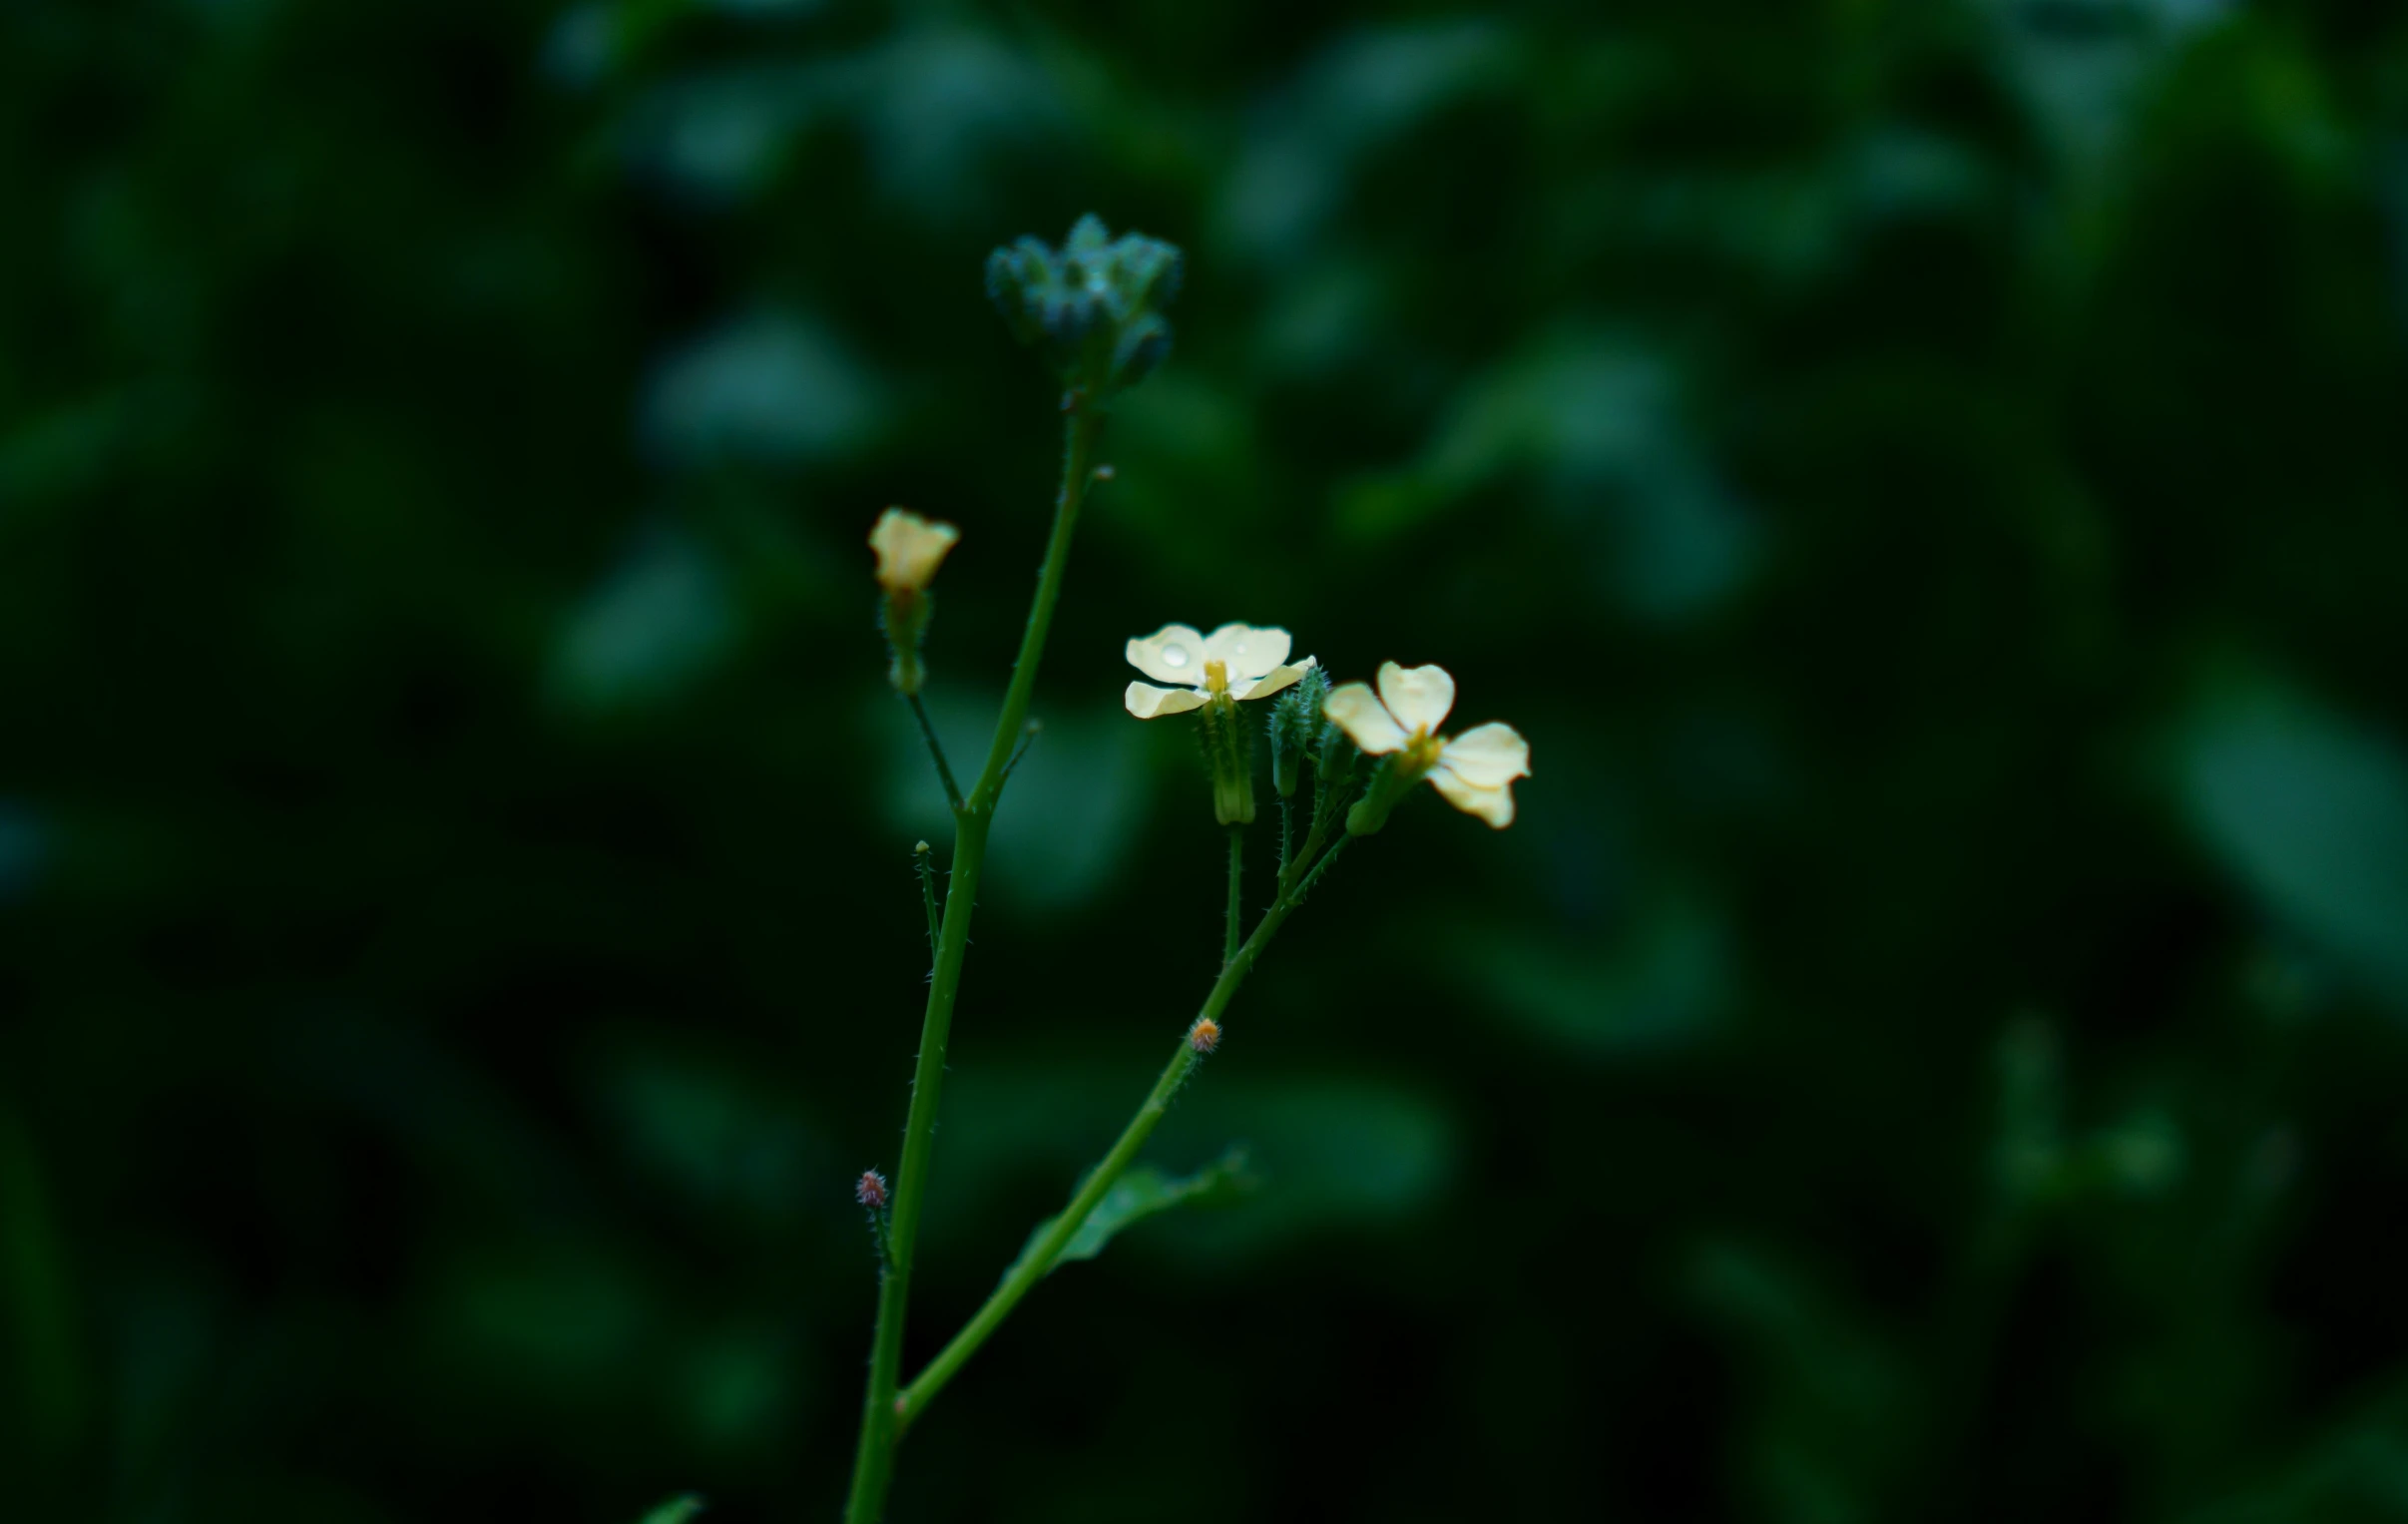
xmin=1198 ymin=698 xmax=1257 ymax=824
xmin=1213 ymin=760 xmax=1257 ymax=826
xmin=1001 ymin=1149 xmax=1253 ymax=1283
xmin=880 ymin=589 xmax=932 ymax=695
xmin=1344 ymin=755 xmax=1417 ymax=836
xmin=635 ymin=1496 xmax=705 ymax=1524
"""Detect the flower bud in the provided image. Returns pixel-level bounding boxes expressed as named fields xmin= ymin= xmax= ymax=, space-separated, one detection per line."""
xmin=855 ymin=1170 xmax=889 ymax=1210
xmin=1268 ymin=668 xmax=1329 ymax=798
xmin=1188 ymin=1018 xmax=1221 ymax=1054
xmin=986 ymin=216 xmax=1185 ymax=399
xmin=869 ymin=510 xmax=958 ymax=697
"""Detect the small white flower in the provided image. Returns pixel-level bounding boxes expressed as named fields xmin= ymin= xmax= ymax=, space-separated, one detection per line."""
xmin=868 ymin=508 xmax=959 ymax=594
xmin=1323 ymin=662 xmax=1531 ymax=828
xmin=1123 ymin=623 xmax=1317 ymax=720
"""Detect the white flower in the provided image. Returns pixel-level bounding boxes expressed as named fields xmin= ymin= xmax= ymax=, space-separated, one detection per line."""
xmin=1322 ymin=662 xmax=1531 ymax=828
xmin=868 ymin=508 xmax=959 ymax=594
xmin=1123 ymin=623 xmax=1317 ymax=720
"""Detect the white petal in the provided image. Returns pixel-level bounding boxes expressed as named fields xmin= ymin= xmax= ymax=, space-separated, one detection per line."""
xmin=1125 ymin=681 xmax=1210 ymax=720
xmin=1323 ymin=682 xmax=1406 ymax=754
xmin=1203 ymin=623 xmax=1292 ymax=682
xmin=1428 ymin=763 xmax=1517 ymax=828
xmin=1230 ymin=655 xmax=1316 ymax=703
xmin=1377 ymin=662 xmax=1456 ymax=734
xmin=1437 ymin=722 xmax=1530 ymax=788
xmin=1126 ymin=624 xmax=1209 ymax=686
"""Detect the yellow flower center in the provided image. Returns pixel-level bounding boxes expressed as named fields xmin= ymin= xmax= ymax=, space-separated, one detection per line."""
xmin=1402 ymin=727 xmax=1446 ymax=774
xmin=1204 ymin=659 xmax=1229 ymax=696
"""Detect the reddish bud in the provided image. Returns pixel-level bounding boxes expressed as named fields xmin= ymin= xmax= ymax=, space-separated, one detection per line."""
xmin=855 ymin=1169 xmax=889 ymax=1210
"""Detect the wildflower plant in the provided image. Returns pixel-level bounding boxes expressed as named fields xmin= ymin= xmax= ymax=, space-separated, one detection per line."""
xmin=836 ymin=218 xmax=1530 ymax=1523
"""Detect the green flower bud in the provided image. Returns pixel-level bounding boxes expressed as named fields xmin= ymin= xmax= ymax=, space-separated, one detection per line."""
xmin=985 ymin=215 xmax=1185 ymax=399
xmin=1268 ymin=691 xmax=1307 ymax=799
xmin=869 ymin=508 xmax=959 ymax=698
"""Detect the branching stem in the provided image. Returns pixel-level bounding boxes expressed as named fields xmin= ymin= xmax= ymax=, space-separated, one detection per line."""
xmin=894 ymin=833 xmax=1347 ymax=1429
xmin=843 ymin=397 xmax=1103 ymax=1524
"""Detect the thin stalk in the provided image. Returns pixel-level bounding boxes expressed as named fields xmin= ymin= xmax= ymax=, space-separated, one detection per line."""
xmin=907 ymin=694 xmax=963 ymax=812
xmin=843 ymin=399 xmax=1103 ymax=1524
xmin=1223 ymin=825 xmax=1243 ymax=967
xmin=895 ymin=831 xmax=1352 ymax=1428
xmin=1281 ymin=810 xmax=1330 ymax=900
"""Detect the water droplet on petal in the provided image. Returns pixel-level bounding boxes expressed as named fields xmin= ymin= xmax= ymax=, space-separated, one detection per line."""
xmin=1162 ymin=645 xmax=1190 ymax=669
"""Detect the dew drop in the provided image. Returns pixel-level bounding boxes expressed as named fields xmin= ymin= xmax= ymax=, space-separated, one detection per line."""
xmin=1162 ymin=645 xmax=1190 ymax=669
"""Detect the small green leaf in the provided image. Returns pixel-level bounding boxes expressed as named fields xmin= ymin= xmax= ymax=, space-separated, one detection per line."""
xmin=636 ymin=1496 xmax=704 ymax=1524
xmin=1004 ymin=1150 xmax=1252 ymax=1283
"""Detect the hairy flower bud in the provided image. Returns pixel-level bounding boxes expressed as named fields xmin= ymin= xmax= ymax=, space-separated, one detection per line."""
xmin=986 ymin=215 xmax=1185 ymax=399
xmin=1188 ymin=1018 xmax=1221 ymax=1054
xmin=855 ymin=1169 xmax=889 ymax=1210
xmin=1268 ymin=667 xmax=1330 ymax=798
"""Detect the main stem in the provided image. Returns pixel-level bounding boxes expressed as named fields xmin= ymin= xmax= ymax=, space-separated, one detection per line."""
xmin=894 ymin=834 xmax=1352 ymax=1428
xmin=844 ymin=399 xmax=1102 ymax=1524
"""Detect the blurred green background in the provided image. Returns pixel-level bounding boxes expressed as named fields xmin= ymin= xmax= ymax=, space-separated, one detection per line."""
xmin=10 ymin=0 xmax=2408 ymax=1519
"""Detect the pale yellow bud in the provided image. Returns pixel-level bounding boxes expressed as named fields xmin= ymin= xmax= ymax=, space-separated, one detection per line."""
xmin=869 ymin=508 xmax=960 ymax=594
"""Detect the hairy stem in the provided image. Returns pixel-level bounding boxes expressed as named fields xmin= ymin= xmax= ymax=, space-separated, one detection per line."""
xmin=914 ymin=844 xmax=940 ymax=958
xmin=894 ymin=831 xmax=1352 ymax=1428
xmin=844 ymin=399 xmax=1103 ymax=1524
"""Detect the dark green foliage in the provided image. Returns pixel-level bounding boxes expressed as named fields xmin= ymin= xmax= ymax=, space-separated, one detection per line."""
xmin=9 ymin=2 xmax=2408 ymax=1523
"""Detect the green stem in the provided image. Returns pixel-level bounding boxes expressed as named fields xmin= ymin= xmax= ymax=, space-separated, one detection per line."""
xmin=1281 ymin=812 xmax=1329 ymax=900
xmin=843 ymin=398 xmax=1103 ymax=1524
xmin=914 ymin=843 xmax=940 ymax=958
xmin=907 ymin=694 xmax=962 ymax=812
xmin=894 ymin=831 xmax=1352 ymax=1428
xmin=969 ymin=402 xmax=1100 ymax=814
xmin=1223 ymin=825 xmax=1243 ymax=967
